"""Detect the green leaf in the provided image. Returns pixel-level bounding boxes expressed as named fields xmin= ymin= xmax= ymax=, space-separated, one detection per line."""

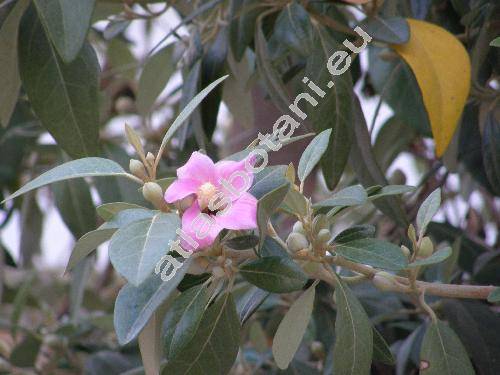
xmin=51 ymin=165 xmax=97 ymax=322
xmin=0 ymin=0 xmax=28 ymax=127
xmin=136 ymin=44 xmax=175 ymax=116
xmin=161 ymin=293 xmax=240 ymax=375
xmin=97 ymin=143 xmax=149 ymax=206
xmin=52 ymin=175 xmax=96 ymax=238
xmin=256 ymin=183 xmax=290 ymax=249
xmin=2 ymin=157 xmax=130 ymax=203
xmin=271 ymin=2 xmax=313 ymax=56
xmin=18 ymin=5 xmax=100 ymax=158
xmin=9 ymin=333 xmax=41 ymax=367
xmin=373 ymin=117 xmax=417 ymax=171
xmin=164 ymin=284 xmax=210 ymax=358
xmin=18 ymin=192 xmax=43 ymax=267
xmin=157 ymin=75 xmax=228 ymax=161
xmin=487 ymin=288 xmax=500 ymax=303
xmin=254 ymin=17 xmax=291 ymax=114
xmin=11 ymin=272 xmax=34 ymax=336
xmin=33 ymin=0 xmax=96 ymax=62
xmin=138 ymin=308 xmax=163 ymax=375
xmin=113 ymin=261 xmax=190 ymax=345
xmin=200 ymin=27 xmax=228 ymax=139
xmin=83 ymin=351 xmax=139 ymax=374
xmin=225 ymin=234 xmax=259 ymax=250
xmin=298 ymin=129 xmax=332 ymax=183
xmin=333 ymin=277 xmax=373 ymax=375
xmin=240 ymin=256 xmax=307 ymax=293
xmin=109 ymin=212 xmax=181 ymax=286
xmin=407 ymin=247 xmax=452 ymax=268
xmin=69 ymin=255 xmax=92 ymax=323
xmin=368 ymin=49 xmax=431 ymax=136
xmin=416 ymin=188 xmax=441 ymax=235
xmin=349 ymin=96 xmax=409 ymax=226
xmin=334 ymin=225 xmax=376 ymax=244
xmin=229 ymin=0 xmax=262 ymax=61
xmin=368 ymin=185 xmax=415 ymax=200
xmin=97 ymin=202 xmax=147 ymax=221
xmin=273 ymin=283 xmax=316 ymax=369
xmin=427 ymin=222 xmax=487 ymax=273
xmin=442 ymin=299 xmax=500 ymax=375
xmin=307 ymin=27 xmax=353 ymax=190
xmin=482 ymin=110 xmax=500 ymax=195
xmin=373 ymin=327 xmax=395 ymax=365
xmin=261 ymin=236 xmax=290 ymax=258
xmin=100 ymin=208 xmax=156 ymax=230
xmin=249 ymin=165 xmax=288 ymax=199
xmin=65 ymin=228 xmax=116 ymax=273
xmin=360 ymin=16 xmax=409 ymax=44
xmin=280 ymin=188 xmax=309 ymax=217
xmin=334 ymin=238 xmax=408 ymax=271
xmin=490 ymin=37 xmax=500 ymax=47
xmin=420 ymin=320 xmax=474 ymax=375
xmin=313 ymin=184 xmax=367 ymax=209
xmin=236 ymin=285 xmax=270 ymax=324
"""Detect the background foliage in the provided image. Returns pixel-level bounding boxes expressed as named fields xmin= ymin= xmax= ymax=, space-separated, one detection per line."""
xmin=0 ymin=0 xmax=499 ymax=374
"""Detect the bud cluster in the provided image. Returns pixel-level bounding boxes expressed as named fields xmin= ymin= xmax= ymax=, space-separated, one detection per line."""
xmin=286 ymin=215 xmax=331 ymax=257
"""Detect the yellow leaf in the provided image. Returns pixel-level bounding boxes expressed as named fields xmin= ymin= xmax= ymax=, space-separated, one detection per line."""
xmin=392 ymin=19 xmax=471 ymax=157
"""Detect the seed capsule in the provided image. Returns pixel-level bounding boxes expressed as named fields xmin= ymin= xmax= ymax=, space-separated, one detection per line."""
xmin=286 ymin=232 xmax=309 ymax=252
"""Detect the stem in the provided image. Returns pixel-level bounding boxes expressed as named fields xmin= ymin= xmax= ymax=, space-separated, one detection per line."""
xmin=225 ymin=247 xmax=497 ymax=300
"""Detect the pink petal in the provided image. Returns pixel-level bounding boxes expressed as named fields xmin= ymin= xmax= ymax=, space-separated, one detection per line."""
xmin=180 ymin=201 xmax=223 ymax=251
xmin=214 ymin=192 xmax=257 ymax=230
xmin=215 ymin=158 xmax=254 ymax=200
xmin=177 ymin=151 xmax=216 ymax=184
xmin=164 ymin=178 xmax=200 ymax=203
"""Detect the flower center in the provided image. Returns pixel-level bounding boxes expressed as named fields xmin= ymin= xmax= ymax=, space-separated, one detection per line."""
xmin=197 ymin=182 xmax=217 ymax=210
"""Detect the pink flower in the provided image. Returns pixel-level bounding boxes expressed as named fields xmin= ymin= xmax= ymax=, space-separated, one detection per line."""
xmin=165 ymin=151 xmax=257 ymax=251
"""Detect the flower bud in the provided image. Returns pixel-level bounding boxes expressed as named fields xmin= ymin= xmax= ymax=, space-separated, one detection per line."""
xmin=317 ymin=229 xmax=331 ymax=244
xmin=129 ymin=159 xmax=148 ymax=180
xmin=418 ymin=236 xmax=434 ymax=258
xmin=292 ymin=221 xmax=306 ymax=235
xmin=146 ymin=152 xmax=155 ymax=167
xmin=408 ymin=224 xmax=417 ymax=243
xmin=400 ymin=245 xmax=411 ymax=258
xmin=286 ymin=232 xmax=309 ymax=252
xmin=142 ymin=182 xmax=164 ymax=208
xmin=312 ymin=214 xmax=328 ymax=234
xmin=373 ymin=271 xmax=397 ymax=292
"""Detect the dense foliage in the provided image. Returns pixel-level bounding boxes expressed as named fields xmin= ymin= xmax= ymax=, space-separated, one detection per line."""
xmin=0 ymin=0 xmax=499 ymax=374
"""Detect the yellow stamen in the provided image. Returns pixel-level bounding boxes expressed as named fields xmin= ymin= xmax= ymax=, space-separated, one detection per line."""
xmin=197 ymin=182 xmax=217 ymax=210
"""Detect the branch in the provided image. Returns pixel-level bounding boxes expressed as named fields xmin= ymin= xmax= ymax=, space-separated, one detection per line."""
xmin=223 ymin=248 xmax=496 ymax=300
